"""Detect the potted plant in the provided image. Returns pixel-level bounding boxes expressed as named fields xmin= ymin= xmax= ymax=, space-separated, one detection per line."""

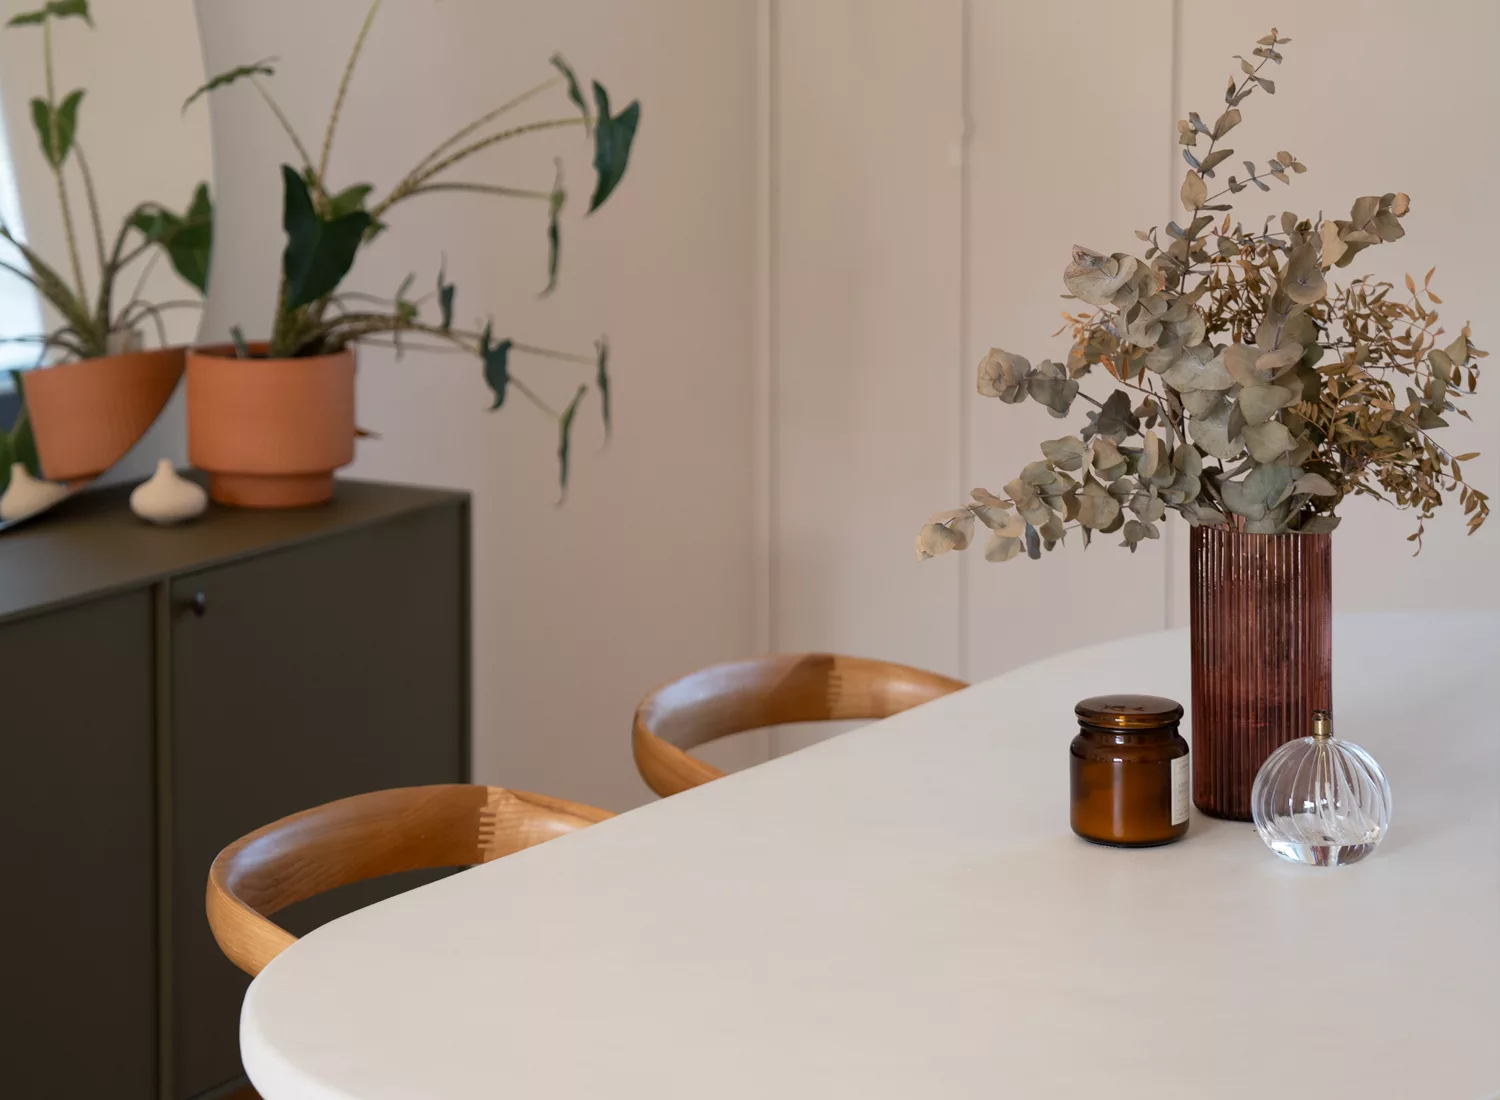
xmin=184 ymin=0 xmax=638 ymax=508
xmin=917 ymin=29 xmax=1487 ymax=819
xmin=0 ymin=0 xmax=212 ymax=487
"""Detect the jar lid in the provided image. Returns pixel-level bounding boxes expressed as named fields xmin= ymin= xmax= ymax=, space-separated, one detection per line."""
xmin=1075 ymin=694 xmax=1184 ymax=730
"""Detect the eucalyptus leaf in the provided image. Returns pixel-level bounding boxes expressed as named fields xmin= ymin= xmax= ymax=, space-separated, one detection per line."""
xmin=984 ymin=533 xmax=1023 ymax=562
xmin=1088 ymin=390 xmax=1140 ymax=443
xmin=978 ymin=348 xmax=1032 ymax=402
xmin=1237 ymin=383 xmax=1295 ymax=425
xmin=1077 ymin=478 xmax=1121 ymax=530
xmin=1243 ymin=419 xmax=1293 ymax=462
xmin=1282 ymin=243 xmax=1326 ymax=304
xmin=917 ymin=509 xmax=975 ymax=560
xmin=1162 ymin=344 xmax=1233 ymax=391
xmin=1299 ymin=514 xmax=1341 ymax=534
xmin=1027 ymin=362 xmax=1079 ymax=418
xmin=1295 ymin=472 xmax=1337 ymax=497
xmin=1041 ymin=436 xmax=1087 ymax=471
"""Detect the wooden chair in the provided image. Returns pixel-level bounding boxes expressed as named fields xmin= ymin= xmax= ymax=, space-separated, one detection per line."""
xmin=633 ymin=653 xmax=966 ymax=797
xmin=206 ymin=784 xmax=612 ymax=977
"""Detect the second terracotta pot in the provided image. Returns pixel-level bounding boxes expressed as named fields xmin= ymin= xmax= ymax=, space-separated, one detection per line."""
xmin=187 ymin=343 xmax=355 ymax=508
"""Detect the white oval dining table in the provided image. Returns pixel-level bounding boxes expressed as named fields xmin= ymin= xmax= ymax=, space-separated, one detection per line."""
xmin=241 ymin=612 xmax=1499 ymax=1100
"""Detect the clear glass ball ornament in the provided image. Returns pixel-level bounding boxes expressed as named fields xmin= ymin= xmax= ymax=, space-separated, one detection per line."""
xmin=1251 ymin=710 xmax=1391 ymax=867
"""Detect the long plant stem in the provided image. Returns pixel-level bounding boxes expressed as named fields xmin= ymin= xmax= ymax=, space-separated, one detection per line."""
xmin=73 ymin=146 xmax=107 ymax=281
xmin=406 ymin=75 xmax=564 ymax=182
xmin=317 ymin=0 xmax=382 ymax=192
xmin=509 ymin=342 xmax=593 ymax=365
xmin=252 ymin=75 xmax=316 ymax=175
xmin=116 ymin=248 xmax=163 ymax=329
xmin=371 ymin=117 xmax=584 ymax=220
xmin=403 ymin=182 xmax=552 ymax=202
xmin=44 ymin=20 xmax=87 ymax=305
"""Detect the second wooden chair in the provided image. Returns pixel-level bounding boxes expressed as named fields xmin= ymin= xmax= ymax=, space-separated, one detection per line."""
xmin=633 ymin=652 xmax=965 ymax=797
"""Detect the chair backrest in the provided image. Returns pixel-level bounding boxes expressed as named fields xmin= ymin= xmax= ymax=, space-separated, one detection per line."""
xmin=633 ymin=653 xmax=966 ymax=797
xmin=206 ymin=784 xmax=612 ymax=977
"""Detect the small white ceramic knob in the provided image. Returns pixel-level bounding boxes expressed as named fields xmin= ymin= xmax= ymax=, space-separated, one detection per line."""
xmin=130 ymin=459 xmax=208 ymax=525
xmin=0 ymin=462 xmax=69 ymax=522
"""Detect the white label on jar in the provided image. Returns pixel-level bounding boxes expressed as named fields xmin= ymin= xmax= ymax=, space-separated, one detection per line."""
xmin=1171 ymin=755 xmax=1189 ymax=825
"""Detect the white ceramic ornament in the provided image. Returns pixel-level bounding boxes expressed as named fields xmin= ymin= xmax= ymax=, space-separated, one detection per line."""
xmin=0 ymin=462 xmax=69 ymax=521
xmin=130 ymin=459 xmax=208 ymax=525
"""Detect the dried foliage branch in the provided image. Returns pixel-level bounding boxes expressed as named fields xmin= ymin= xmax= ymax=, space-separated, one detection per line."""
xmin=920 ymin=28 xmax=1486 ymax=566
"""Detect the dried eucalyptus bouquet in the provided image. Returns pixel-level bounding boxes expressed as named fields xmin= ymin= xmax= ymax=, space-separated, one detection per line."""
xmin=918 ymin=28 xmax=1487 ymax=566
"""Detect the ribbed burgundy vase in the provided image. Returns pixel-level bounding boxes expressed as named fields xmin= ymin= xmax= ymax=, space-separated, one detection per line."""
xmin=1189 ymin=522 xmax=1332 ymax=820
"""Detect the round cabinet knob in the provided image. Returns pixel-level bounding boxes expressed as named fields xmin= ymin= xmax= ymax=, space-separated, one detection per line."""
xmin=188 ymin=592 xmax=207 ymax=617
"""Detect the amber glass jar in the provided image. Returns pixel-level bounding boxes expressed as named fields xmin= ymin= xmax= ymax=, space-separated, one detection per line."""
xmin=1070 ymin=694 xmax=1189 ymax=847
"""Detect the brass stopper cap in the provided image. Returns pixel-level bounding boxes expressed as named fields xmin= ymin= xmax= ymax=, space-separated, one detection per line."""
xmin=1311 ymin=709 xmax=1333 ymax=739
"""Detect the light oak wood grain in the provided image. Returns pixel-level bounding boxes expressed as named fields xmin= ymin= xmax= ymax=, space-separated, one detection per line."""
xmin=633 ymin=653 xmax=965 ymax=797
xmin=207 ymin=785 xmax=611 ymax=978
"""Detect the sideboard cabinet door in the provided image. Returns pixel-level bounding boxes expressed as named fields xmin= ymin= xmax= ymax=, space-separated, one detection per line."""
xmin=0 ymin=591 xmax=156 ymax=1100
xmin=168 ymin=505 xmax=466 ymax=1098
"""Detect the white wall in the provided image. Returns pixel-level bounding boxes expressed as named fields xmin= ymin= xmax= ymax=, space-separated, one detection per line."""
xmin=185 ymin=0 xmax=1500 ymax=801
xmin=763 ymin=0 xmax=1499 ymax=766
xmin=0 ymin=0 xmax=211 ymax=479
xmin=197 ymin=0 xmax=760 ymax=811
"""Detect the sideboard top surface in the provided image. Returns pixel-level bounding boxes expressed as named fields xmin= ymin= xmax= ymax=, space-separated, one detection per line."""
xmin=0 ymin=477 xmax=469 ymax=625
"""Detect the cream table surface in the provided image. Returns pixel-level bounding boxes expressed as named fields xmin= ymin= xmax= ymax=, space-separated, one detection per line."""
xmin=241 ymin=612 xmax=1500 ymax=1099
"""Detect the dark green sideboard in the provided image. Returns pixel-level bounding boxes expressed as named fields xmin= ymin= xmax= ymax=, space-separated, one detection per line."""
xmin=0 ymin=478 xmax=470 ymax=1100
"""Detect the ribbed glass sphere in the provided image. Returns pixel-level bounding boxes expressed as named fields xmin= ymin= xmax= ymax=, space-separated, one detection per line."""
xmin=1251 ymin=714 xmax=1391 ymax=867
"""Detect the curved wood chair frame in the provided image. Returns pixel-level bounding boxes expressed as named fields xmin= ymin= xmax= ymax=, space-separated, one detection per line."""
xmin=633 ymin=653 xmax=966 ymax=797
xmin=206 ymin=784 xmax=612 ymax=977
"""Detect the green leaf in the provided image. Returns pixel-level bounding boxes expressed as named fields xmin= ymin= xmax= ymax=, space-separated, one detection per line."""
xmin=183 ymin=58 xmax=277 ymax=112
xmin=30 ymin=89 xmax=83 ymax=168
xmin=7 ymin=1 xmax=91 ymax=28
xmin=436 ymin=261 xmax=455 ymax=330
xmin=280 ymin=164 xmax=371 ymax=309
xmin=131 ymin=183 xmax=214 ymax=293
xmin=229 ymin=325 xmax=250 ymax=359
xmin=479 ymin=323 xmax=511 ymax=410
xmin=594 ymin=337 xmax=610 ymax=438
xmin=550 ymin=53 xmax=591 ymax=135
xmin=557 ymin=384 xmax=588 ymax=500
xmin=327 ymin=183 xmax=374 ymax=219
xmin=8 ymin=372 xmax=40 ymax=477
xmin=543 ymin=159 xmax=565 ymax=296
xmin=588 ymin=82 xmax=639 ymax=213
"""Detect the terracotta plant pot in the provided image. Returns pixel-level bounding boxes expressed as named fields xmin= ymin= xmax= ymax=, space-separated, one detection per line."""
xmin=23 ymin=346 xmax=186 ymax=484
xmin=187 ymin=343 xmax=355 ymax=508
